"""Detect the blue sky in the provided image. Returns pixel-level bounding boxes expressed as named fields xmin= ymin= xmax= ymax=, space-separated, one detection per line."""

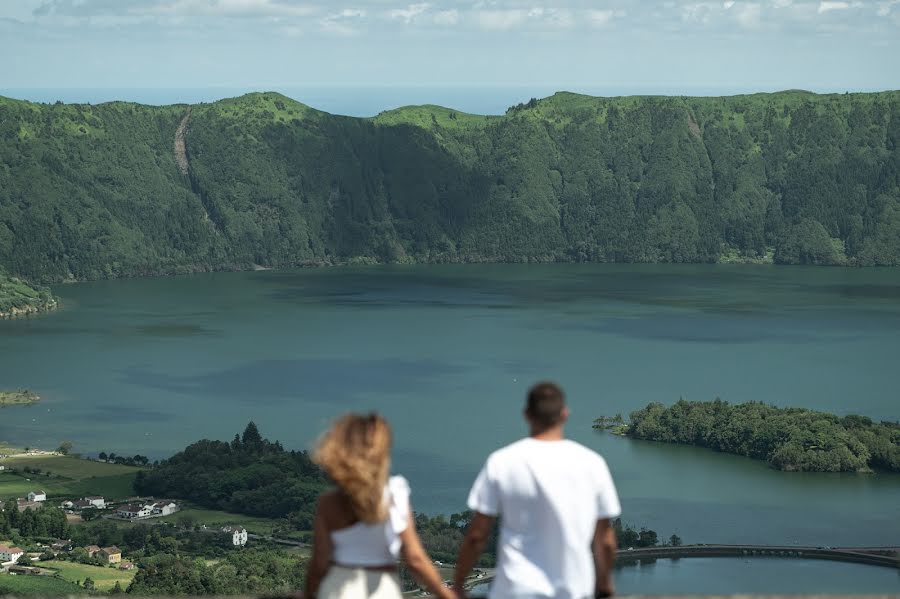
xmin=2 ymin=0 xmax=898 ymax=101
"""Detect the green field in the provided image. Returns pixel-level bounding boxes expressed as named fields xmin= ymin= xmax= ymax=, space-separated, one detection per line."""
xmin=0 ymin=572 xmax=89 ymax=595
xmin=39 ymin=560 xmax=135 ymax=592
xmin=0 ymin=455 xmax=141 ymax=500
xmin=155 ymin=507 xmax=280 ymax=535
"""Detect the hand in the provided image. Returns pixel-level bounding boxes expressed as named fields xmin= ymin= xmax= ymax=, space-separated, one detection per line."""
xmin=595 ymin=583 xmax=615 ymax=598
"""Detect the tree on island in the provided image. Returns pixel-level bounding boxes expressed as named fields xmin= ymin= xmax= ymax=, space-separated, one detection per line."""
xmin=98 ymin=451 xmax=108 ymax=462
xmin=57 ymin=440 xmax=74 ymax=455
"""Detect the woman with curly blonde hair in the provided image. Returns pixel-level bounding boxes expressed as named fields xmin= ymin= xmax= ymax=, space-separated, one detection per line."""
xmin=304 ymin=413 xmax=457 ymax=599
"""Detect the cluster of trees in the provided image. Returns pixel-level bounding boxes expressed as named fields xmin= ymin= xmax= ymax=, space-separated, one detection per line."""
xmin=2 ymin=90 xmax=900 ymax=285
xmin=127 ymin=548 xmax=306 ymax=595
xmin=412 ymin=510 xmax=498 ymax=567
xmin=134 ymin=422 xmax=327 ymax=528
xmin=96 ymin=452 xmax=150 ymax=466
xmin=69 ymin=520 xmax=236 ymax=560
xmin=619 ymin=399 xmax=900 ymax=472
xmin=0 ymin=502 xmax=69 ymax=538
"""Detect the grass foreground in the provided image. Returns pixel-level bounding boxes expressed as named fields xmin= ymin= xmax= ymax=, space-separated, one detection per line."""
xmin=0 ymin=572 xmax=88 ymax=596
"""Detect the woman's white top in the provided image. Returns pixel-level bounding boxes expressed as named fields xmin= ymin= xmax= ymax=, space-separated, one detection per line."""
xmin=331 ymin=475 xmax=410 ymax=566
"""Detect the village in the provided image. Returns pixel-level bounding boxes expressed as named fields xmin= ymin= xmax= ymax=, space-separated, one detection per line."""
xmin=1 ymin=487 xmax=250 ymax=583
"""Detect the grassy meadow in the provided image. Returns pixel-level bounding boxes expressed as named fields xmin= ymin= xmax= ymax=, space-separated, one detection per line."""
xmin=155 ymin=507 xmax=280 ymax=535
xmin=0 ymin=455 xmax=141 ymax=500
xmin=40 ymin=560 xmax=136 ymax=591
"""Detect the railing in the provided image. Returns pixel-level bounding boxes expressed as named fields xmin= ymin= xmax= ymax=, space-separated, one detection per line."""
xmin=614 ymin=544 xmax=899 ymax=569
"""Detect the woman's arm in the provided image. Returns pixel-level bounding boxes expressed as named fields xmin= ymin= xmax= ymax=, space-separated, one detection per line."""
xmin=399 ymin=508 xmax=457 ymax=599
xmin=304 ymin=496 xmax=334 ymax=599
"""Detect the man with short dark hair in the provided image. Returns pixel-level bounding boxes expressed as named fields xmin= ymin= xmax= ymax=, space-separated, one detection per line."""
xmin=454 ymin=382 xmax=620 ymax=599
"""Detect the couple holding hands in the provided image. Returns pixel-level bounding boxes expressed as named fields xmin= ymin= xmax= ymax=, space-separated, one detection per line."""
xmin=304 ymin=382 xmax=621 ymax=599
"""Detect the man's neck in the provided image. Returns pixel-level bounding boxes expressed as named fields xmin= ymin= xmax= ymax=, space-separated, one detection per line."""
xmin=530 ymin=426 xmax=565 ymax=441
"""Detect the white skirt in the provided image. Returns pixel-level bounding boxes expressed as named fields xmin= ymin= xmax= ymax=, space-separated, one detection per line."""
xmin=319 ymin=566 xmax=403 ymax=599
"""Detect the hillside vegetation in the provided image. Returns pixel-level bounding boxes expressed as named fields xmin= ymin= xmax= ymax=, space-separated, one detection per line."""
xmin=0 ymin=270 xmax=56 ymax=316
xmin=597 ymin=399 xmax=900 ymax=473
xmin=2 ymin=90 xmax=900 ymax=282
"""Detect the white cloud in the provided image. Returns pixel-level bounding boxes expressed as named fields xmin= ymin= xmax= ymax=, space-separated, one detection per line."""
xmin=472 ymin=9 xmax=527 ymax=30
xmin=817 ymin=1 xmax=859 ymax=13
xmin=735 ymin=2 xmax=762 ymax=26
xmin=876 ymin=0 xmax=899 ymax=16
xmin=433 ymin=9 xmax=458 ymax=25
xmin=681 ymin=2 xmax=716 ymax=24
xmin=771 ymin=0 xmax=793 ymax=7
xmin=587 ymin=9 xmax=614 ymax=26
xmin=389 ymin=2 xmax=429 ymax=24
xmin=135 ymin=0 xmax=317 ymax=18
xmin=319 ymin=7 xmax=364 ymax=35
xmin=723 ymin=0 xmax=735 ymax=9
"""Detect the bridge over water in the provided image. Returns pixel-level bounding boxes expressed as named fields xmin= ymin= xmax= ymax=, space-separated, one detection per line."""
xmin=615 ymin=544 xmax=899 ymax=569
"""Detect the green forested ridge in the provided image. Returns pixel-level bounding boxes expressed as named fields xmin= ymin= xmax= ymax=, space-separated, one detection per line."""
xmin=3 ymin=90 xmax=900 ymax=283
xmin=597 ymin=399 xmax=900 ymax=473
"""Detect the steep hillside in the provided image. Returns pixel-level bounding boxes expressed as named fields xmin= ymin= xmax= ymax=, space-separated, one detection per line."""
xmin=2 ymin=90 xmax=899 ymax=282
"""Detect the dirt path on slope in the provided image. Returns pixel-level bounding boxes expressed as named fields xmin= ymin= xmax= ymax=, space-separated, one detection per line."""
xmin=174 ymin=108 xmax=191 ymax=177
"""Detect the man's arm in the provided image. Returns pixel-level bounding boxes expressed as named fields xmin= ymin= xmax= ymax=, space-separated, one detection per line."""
xmin=592 ymin=518 xmax=617 ymax=597
xmin=453 ymin=512 xmax=496 ymax=595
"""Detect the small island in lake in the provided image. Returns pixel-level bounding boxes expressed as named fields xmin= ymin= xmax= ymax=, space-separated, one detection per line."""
xmin=0 ymin=389 xmax=41 ymax=407
xmin=595 ymin=399 xmax=900 ymax=473
xmin=0 ymin=271 xmax=58 ymax=318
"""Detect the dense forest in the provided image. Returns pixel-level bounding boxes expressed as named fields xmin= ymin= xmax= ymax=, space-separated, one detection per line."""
xmin=597 ymin=399 xmax=900 ymax=472
xmin=133 ymin=422 xmax=327 ymax=529
xmin=2 ymin=89 xmax=900 ymax=283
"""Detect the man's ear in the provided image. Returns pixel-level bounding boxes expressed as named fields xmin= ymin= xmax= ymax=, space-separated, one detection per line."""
xmin=560 ymin=406 xmax=570 ymax=423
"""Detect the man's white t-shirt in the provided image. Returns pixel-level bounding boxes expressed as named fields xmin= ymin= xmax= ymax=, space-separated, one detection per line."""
xmin=468 ymin=438 xmax=621 ymax=599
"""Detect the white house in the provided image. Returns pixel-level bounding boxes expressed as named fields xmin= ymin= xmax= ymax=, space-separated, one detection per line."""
xmin=84 ymin=496 xmax=106 ymax=509
xmin=223 ymin=526 xmax=248 ymax=546
xmin=0 ymin=464 xmax=6 ymax=471
xmin=150 ymin=501 xmax=178 ymax=517
xmin=27 ymin=490 xmax=47 ymax=502
xmin=0 ymin=545 xmax=24 ymax=564
xmin=117 ymin=503 xmax=153 ymax=519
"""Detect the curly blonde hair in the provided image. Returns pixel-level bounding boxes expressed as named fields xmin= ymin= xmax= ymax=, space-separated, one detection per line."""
xmin=314 ymin=412 xmax=392 ymax=523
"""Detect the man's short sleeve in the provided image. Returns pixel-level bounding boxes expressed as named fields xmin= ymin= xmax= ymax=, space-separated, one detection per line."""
xmin=467 ymin=457 xmax=500 ymax=516
xmin=595 ymin=456 xmax=622 ymax=520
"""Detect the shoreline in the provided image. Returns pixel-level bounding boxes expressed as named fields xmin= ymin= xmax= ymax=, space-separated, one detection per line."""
xmin=0 ymin=297 xmax=59 ymax=319
xmin=0 ymin=389 xmax=41 ymax=408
